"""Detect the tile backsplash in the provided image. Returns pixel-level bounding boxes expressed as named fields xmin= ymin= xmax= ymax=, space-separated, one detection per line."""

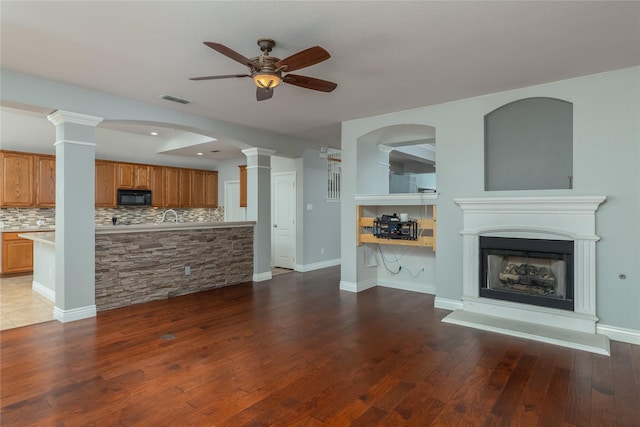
xmin=0 ymin=208 xmax=56 ymax=229
xmin=0 ymin=206 xmax=225 ymax=229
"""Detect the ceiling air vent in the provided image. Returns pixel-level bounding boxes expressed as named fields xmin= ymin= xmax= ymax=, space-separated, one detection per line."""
xmin=160 ymin=94 xmax=191 ymax=105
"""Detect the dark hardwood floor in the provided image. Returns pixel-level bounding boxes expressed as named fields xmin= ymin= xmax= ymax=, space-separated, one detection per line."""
xmin=1 ymin=266 xmax=639 ymax=426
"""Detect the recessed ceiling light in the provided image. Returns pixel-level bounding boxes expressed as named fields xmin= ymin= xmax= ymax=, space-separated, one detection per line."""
xmin=150 ymin=131 xmax=158 ymax=136
xmin=196 ymin=152 xmax=204 ymax=156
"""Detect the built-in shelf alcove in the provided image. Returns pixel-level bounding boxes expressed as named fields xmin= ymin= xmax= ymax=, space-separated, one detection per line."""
xmin=485 ymin=97 xmax=573 ymax=191
xmin=356 ymin=124 xmax=436 ymax=196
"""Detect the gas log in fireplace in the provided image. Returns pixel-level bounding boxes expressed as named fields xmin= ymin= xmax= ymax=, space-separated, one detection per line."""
xmin=480 ymin=237 xmax=574 ymax=311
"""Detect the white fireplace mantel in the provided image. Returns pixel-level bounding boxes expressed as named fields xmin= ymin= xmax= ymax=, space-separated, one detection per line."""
xmin=445 ymin=195 xmax=610 ymax=355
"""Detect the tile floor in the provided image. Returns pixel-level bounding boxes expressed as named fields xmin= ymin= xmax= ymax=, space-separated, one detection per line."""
xmin=0 ymin=275 xmax=54 ymax=331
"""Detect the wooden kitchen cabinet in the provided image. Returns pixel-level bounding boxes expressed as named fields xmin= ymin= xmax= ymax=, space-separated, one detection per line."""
xmin=205 ymin=171 xmax=218 ymax=208
xmin=1 ymin=232 xmax=34 ymax=274
xmin=0 ymin=151 xmax=34 ymax=207
xmin=117 ymin=163 xmax=150 ymax=189
xmin=149 ymin=166 xmax=165 ymax=207
xmin=95 ymin=161 xmax=117 ymax=207
xmin=178 ymin=169 xmax=192 ymax=207
xmin=164 ymin=167 xmax=180 ymax=207
xmin=117 ymin=163 xmax=134 ymax=188
xmin=239 ymin=165 xmax=247 ymax=207
xmin=35 ymin=155 xmax=56 ymax=207
xmin=191 ymin=170 xmax=205 ymax=207
xmin=134 ymin=164 xmax=150 ymax=189
xmin=0 ymin=150 xmax=220 ymax=210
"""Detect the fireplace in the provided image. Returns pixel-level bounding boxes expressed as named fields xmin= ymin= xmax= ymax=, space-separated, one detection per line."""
xmin=445 ymin=196 xmax=609 ymax=354
xmin=479 ymin=237 xmax=573 ymax=311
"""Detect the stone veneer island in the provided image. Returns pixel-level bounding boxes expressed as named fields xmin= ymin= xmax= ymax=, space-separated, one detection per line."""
xmin=95 ymin=222 xmax=255 ymax=311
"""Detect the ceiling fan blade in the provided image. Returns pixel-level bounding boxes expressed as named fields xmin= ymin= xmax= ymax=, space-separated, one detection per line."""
xmin=275 ymin=46 xmax=330 ymax=72
xmin=283 ymin=74 xmax=337 ymax=92
xmin=256 ymin=87 xmax=274 ymax=101
xmin=189 ymin=74 xmax=250 ymax=81
xmin=203 ymin=42 xmax=257 ymax=69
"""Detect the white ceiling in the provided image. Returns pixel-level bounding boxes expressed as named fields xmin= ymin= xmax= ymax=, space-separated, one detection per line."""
xmin=1 ymin=1 xmax=639 ymax=159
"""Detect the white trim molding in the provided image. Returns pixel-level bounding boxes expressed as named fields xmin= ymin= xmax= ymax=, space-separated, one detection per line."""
xmin=47 ymin=110 xmax=103 ymax=127
xmin=32 ymin=280 xmax=55 ymax=302
xmin=241 ymin=147 xmax=276 ymax=157
xmin=378 ymin=278 xmax=435 ymax=295
xmin=597 ymin=324 xmax=640 ymax=345
xmin=253 ymin=271 xmax=273 ymax=282
xmin=53 ymin=139 xmax=97 ymax=147
xmin=53 ymin=305 xmax=97 ymax=323
xmin=295 ymin=258 xmax=340 ymax=273
xmin=434 ymin=297 xmax=463 ymax=311
xmin=354 ymin=193 xmax=439 ymax=205
xmin=340 ymin=278 xmax=376 ymax=293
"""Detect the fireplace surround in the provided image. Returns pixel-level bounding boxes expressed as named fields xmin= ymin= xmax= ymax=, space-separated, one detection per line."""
xmin=446 ymin=195 xmax=609 ymax=354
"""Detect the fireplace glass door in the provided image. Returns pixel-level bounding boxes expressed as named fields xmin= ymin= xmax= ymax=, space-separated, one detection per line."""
xmin=480 ymin=237 xmax=574 ymax=311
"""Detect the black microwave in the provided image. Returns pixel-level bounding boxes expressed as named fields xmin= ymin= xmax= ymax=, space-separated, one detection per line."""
xmin=117 ymin=189 xmax=152 ymax=206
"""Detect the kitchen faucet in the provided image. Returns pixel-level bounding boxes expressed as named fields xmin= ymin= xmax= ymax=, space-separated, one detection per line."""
xmin=161 ymin=209 xmax=178 ymax=223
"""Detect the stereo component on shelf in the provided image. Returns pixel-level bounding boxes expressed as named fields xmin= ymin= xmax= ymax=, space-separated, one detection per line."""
xmin=373 ymin=214 xmax=418 ymax=240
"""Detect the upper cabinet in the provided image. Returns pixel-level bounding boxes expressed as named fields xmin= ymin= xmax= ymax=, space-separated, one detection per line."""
xmin=0 ymin=151 xmax=34 ymax=207
xmin=178 ymin=169 xmax=192 ymax=207
xmin=164 ymin=167 xmax=180 ymax=208
xmin=191 ymin=170 xmax=205 ymax=207
xmin=95 ymin=161 xmax=117 ymax=207
xmin=117 ymin=163 xmax=134 ymax=188
xmin=117 ymin=163 xmax=150 ymax=189
xmin=239 ymin=165 xmax=247 ymax=207
xmin=1 ymin=151 xmax=218 ymax=209
xmin=149 ymin=166 xmax=165 ymax=207
xmin=134 ymin=164 xmax=150 ymax=189
xmin=34 ymin=155 xmax=56 ymax=207
xmin=204 ymin=171 xmax=218 ymax=208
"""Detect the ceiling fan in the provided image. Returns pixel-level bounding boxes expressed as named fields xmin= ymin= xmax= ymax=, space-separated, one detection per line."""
xmin=190 ymin=38 xmax=337 ymax=101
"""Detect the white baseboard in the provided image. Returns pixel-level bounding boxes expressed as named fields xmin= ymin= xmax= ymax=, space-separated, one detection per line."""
xmin=434 ymin=297 xmax=463 ymax=311
xmin=295 ymin=258 xmax=340 ymax=272
xmin=597 ymin=324 xmax=640 ymax=345
xmin=339 ymin=278 xmax=376 ymax=293
xmin=53 ymin=305 xmax=96 ymax=323
xmin=32 ymin=280 xmax=55 ymax=302
xmin=377 ymin=278 xmax=435 ymax=295
xmin=253 ymin=271 xmax=273 ymax=282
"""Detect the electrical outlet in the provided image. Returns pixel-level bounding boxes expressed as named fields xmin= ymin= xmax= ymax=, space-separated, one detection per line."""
xmin=185 ymin=266 xmax=191 ymax=276
xmin=320 ymin=248 xmax=324 ymax=255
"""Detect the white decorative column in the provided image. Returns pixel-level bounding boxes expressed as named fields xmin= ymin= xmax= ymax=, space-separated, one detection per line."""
xmin=242 ymin=147 xmax=275 ymax=281
xmin=48 ymin=110 xmax=103 ymax=322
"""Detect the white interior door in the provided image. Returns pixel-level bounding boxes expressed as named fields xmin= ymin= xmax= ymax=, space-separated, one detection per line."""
xmin=224 ymin=180 xmax=246 ymax=222
xmin=272 ymin=172 xmax=296 ymax=269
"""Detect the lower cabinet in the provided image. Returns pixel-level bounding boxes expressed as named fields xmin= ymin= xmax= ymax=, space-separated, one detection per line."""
xmin=1 ymin=232 xmax=34 ymax=274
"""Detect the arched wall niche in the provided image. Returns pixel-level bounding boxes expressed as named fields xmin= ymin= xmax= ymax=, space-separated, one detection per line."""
xmin=484 ymin=97 xmax=573 ymax=191
xmin=356 ymin=123 xmax=436 ymax=195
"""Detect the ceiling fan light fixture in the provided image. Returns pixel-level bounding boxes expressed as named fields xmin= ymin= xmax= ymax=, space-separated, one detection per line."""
xmin=252 ymin=72 xmax=281 ymax=89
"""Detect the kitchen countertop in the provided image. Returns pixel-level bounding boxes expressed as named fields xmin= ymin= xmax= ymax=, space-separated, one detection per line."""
xmin=97 ymin=221 xmax=255 ymax=234
xmin=5 ymin=222 xmax=255 ymax=237
xmin=17 ymin=231 xmax=55 ymax=245
xmin=1 ymin=226 xmax=55 ymax=233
